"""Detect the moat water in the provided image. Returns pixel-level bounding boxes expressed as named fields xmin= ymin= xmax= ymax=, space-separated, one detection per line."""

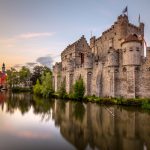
xmin=0 ymin=92 xmax=149 ymax=150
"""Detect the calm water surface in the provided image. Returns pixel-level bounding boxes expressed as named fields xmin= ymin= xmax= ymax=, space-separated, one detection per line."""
xmin=0 ymin=92 xmax=150 ymax=150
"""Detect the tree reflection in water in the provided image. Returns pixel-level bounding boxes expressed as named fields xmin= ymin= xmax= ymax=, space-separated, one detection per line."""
xmin=0 ymin=92 xmax=150 ymax=150
xmin=73 ymin=102 xmax=85 ymax=122
xmin=4 ymin=93 xmax=54 ymax=122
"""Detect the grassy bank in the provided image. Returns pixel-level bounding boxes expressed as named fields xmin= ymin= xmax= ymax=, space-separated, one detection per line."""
xmin=53 ymin=93 xmax=150 ymax=110
xmin=12 ymin=86 xmax=150 ymax=110
xmin=84 ymin=96 xmax=150 ymax=110
xmin=11 ymin=87 xmax=32 ymax=93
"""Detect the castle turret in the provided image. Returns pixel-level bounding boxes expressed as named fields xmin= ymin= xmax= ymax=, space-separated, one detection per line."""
xmin=106 ymin=48 xmax=119 ymax=97
xmin=53 ymin=62 xmax=62 ymax=92
xmin=90 ymin=36 xmax=96 ymax=53
xmin=139 ymin=22 xmax=144 ymax=36
xmin=116 ymin=15 xmax=128 ymax=40
xmin=121 ymin=34 xmax=142 ymax=98
xmin=122 ymin=34 xmax=143 ymax=66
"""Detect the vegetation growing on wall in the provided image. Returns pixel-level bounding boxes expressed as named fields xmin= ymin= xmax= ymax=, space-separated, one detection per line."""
xmin=57 ymin=80 xmax=67 ymax=99
xmin=73 ymin=77 xmax=85 ymax=100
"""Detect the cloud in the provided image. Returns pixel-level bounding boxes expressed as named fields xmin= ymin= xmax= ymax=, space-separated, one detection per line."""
xmin=26 ymin=62 xmax=37 ymax=67
xmin=0 ymin=32 xmax=55 ymax=49
xmin=36 ymin=55 xmax=53 ymax=68
xmin=18 ymin=32 xmax=55 ymax=39
xmin=11 ymin=54 xmax=55 ymax=70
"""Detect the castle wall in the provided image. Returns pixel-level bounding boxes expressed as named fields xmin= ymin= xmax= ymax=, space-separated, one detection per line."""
xmin=137 ymin=48 xmax=150 ymax=97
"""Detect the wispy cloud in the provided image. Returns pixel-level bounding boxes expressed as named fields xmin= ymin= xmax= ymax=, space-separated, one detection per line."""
xmin=0 ymin=32 xmax=55 ymax=48
xmin=18 ymin=32 xmax=55 ymax=39
xmin=36 ymin=55 xmax=53 ymax=68
xmin=26 ymin=62 xmax=37 ymax=67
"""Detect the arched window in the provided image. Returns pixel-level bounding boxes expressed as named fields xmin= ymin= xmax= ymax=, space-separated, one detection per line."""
xmin=123 ymin=67 xmax=127 ymax=72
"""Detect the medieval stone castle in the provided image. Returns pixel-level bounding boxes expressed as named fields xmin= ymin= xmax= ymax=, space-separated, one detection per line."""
xmin=53 ymin=13 xmax=150 ymax=98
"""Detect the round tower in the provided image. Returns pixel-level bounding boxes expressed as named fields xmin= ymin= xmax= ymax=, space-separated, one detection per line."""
xmin=121 ymin=34 xmax=143 ymax=66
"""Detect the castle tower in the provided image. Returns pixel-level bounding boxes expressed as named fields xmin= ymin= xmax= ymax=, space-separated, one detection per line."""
xmin=53 ymin=62 xmax=62 ymax=92
xmin=121 ymin=34 xmax=143 ymax=98
xmin=116 ymin=15 xmax=128 ymax=40
xmin=67 ymin=59 xmax=74 ymax=93
xmin=139 ymin=23 xmax=144 ymax=37
xmin=90 ymin=36 xmax=96 ymax=53
xmin=107 ymin=48 xmax=119 ymax=97
xmin=2 ymin=63 xmax=5 ymax=73
xmin=122 ymin=34 xmax=143 ymax=66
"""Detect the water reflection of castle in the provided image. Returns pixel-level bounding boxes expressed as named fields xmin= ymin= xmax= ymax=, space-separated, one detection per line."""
xmin=2 ymin=94 xmax=150 ymax=150
xmin=52 ymin=101 xmax=150 ymax=150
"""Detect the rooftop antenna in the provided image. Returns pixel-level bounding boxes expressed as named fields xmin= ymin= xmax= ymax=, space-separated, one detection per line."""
xmin=138 ymin=14 xmax=141 ymax=25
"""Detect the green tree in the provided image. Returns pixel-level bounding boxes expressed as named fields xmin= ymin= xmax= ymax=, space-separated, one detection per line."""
xmin=33 ymin=79 xmax=42 ymax=96
xmin=58 ymin=80 xmax=67 ymax=99
xmin=6 ymin=68 xmax=19 ymax=88
xmin=73 ymin=77 xmax=85 ymax=100
xmin=41 ymin=72 xmax=54 ymax=98
xmin=73 ymin=102 xmax=85 ymax=122
xmin=31 ymin=66 xmax=52 ymax=85
xmin=19 ymin=66 xmax=31 ymax=85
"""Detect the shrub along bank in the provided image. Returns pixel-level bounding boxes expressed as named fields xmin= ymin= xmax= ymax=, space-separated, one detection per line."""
xmin=84 ymin=96 xmax=150 ymax=110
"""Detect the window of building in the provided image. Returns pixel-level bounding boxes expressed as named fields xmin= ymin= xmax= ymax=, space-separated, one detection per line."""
xmin=109 ymin=38 xmax=114 ymax=48
xmin=123 ymin=67 xmax=127 ymax=72
xmin=135 ymin=66 xmax=140 ymax=71
xmin=136 ymin=47 xmax=140 ymax=51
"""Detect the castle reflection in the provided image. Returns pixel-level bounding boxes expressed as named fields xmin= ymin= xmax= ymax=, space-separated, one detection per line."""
xmin=1 ymin=93 xmax=150 ymax=150
xmin=53 ymin=101 xmax=150 ymax=150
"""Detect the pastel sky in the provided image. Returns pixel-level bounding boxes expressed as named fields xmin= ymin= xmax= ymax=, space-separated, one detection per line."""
xmin=0 ymin=0 xmax=150 ymax=69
